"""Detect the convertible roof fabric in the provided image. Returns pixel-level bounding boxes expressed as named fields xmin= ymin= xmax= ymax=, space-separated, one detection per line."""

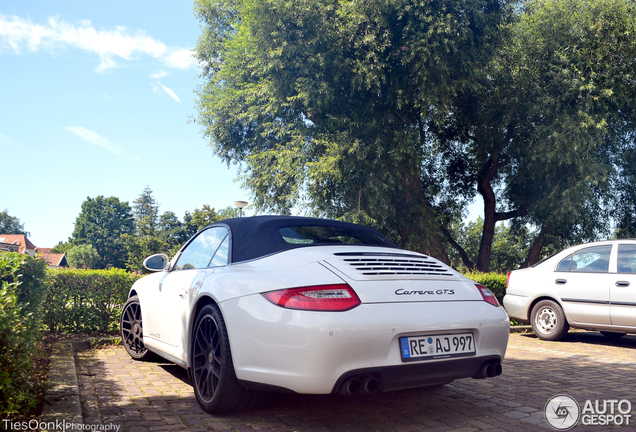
xmin=207 ymin=215 xmax=398 ymax=263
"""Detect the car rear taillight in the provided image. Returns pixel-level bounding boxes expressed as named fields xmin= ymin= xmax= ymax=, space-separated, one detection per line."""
xmin=476 ymin=284 xmax=500 ymax=307
xmin=506 ymin=272 xmax=511 ymax=289
xmin=262 ymin=284 xmax=361 ymax=311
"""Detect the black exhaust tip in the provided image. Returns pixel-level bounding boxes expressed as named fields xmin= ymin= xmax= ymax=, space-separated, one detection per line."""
xmin=338 ymin=377 xmax=362 ymax=395
xmin=362 ymin=376 xmax=380 ymax=394
xmin=473 ymin=360 xmax=502 ymax=379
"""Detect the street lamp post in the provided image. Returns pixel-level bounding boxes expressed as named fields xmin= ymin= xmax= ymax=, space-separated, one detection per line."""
xmin=234 ymin=201 xmax=248 ymax=217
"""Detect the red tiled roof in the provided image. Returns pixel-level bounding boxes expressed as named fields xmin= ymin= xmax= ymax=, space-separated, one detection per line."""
xmin=0 ymin=234 xmax=36 ymax=254
xmin=40 ymin=252 xmax=67 ymax=267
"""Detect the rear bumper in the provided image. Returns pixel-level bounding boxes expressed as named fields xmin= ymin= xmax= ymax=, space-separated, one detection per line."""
xmin=221 ymin=295 xmax=510 ymax=394
xmin=239 ymin=355 xmax=503 ymax=394
xmin=503 ymin=294 xmax=531 ymax=321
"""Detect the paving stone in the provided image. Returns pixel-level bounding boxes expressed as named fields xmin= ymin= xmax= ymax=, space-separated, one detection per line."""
xmin=75 ymin=332 xmax=636 ymax=431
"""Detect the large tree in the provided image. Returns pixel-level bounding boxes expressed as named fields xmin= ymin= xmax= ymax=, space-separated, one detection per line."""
xmin=71 ymin=196 xmax=135 ymax=269
xmin=434 ymin=0 xmax=636 ymax=270
xmin=195 ymin=0 xmax=514 ymax=262
xmin=195 ymin=0 xmax=636 ymax=270
xmin=500 ymin=0 xmax=635 ymax=267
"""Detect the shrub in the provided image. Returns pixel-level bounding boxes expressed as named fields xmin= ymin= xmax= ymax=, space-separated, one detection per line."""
xmin=0 ymin=252 xmax=48 ymax=316
xmin=44 ymin=268 xmax=142 ymax=333
xmin=66 ymin=244 xmax=101 ymax=269
xmin=0 ymin=253 xmax=48 ymax=416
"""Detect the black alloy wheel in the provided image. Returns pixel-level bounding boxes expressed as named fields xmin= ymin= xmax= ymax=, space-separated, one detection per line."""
xmin=191 ymin=304 xmax=258 ymax=413
xmin=120 ymin=295 xmax=154 ymax=361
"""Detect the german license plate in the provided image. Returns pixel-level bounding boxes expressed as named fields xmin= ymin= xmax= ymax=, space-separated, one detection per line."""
xmin=399 ymin=333 xmax=475 ymax=362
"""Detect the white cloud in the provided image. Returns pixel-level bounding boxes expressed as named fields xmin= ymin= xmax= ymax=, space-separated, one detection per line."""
xmin=157 ymin=81 xmax=181 ymax=103
xmin=150 ymin=70 xmax=168 ymax=79
xmin=0 ymin=132 xmax=19 ymax=147
xmin=65 ymin=126 xmax=139 ymax=160
xmin=163 ymin=48 xmax=196 ymax=69
xmin=0 ymin=14 xmax=197 ymax=72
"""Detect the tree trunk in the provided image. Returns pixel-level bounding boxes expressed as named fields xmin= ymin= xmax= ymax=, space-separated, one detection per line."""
xmin=520 ymin=223 xmax=554 ymax=268
xmin=476 ymin=158 xmax=499 ymax=272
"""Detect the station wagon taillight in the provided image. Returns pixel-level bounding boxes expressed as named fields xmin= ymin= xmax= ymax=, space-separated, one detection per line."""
xmin=262 ymin=284 xmax=361 ymax=311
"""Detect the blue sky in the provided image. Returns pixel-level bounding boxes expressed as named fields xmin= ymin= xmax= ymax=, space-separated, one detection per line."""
xmin=1 ymin=1 xmax=249 ymax=247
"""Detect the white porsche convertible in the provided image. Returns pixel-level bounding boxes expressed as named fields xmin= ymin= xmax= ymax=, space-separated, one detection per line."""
xmin=121 ymin=216 xmax=509 ymax=413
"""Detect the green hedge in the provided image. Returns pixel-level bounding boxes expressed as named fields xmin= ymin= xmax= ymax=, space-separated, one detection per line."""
xmin=463 ymin=271 xmax=507 ymax=305
xmin=0 ymin=253 xmax=48 ymax=416
xmin=44 ymin=268 xmax=142 ymax=334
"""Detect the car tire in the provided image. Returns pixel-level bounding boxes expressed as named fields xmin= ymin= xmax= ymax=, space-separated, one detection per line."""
xmin=191 ymin=304 xmax=259 ymax=413
xmin=600 ymin=331 xmax=626 ymax=340
xmin=530 ymin=300 xmax=570 ymax=341
xmin=120 ymin=295 xmax=155 ymax=361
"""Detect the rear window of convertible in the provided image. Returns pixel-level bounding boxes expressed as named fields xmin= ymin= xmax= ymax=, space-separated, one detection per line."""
xmin=279 ymin=226 xmax=395 ymax=247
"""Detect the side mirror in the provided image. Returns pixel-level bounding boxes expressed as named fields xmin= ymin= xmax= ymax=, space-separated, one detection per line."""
xmin=143 ymin=253 xmax=170 ymax=272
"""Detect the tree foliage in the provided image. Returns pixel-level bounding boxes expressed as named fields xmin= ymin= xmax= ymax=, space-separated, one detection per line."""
xmin=70 ymin=196 xmax=135 ymax=269
xmin=51 ymin=241 xmax=73 ymax=255
xmin=0 ymin=209 xmax=28 ymax=236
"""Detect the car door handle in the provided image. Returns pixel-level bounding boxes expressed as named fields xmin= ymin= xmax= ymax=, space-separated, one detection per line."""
xmin=555 ymin=279 xmax=567 ymax=285
xmin=615 ymin=281 xmax=631 ymax=287
xmin=179 ymin=288 xmax=188 ymax=298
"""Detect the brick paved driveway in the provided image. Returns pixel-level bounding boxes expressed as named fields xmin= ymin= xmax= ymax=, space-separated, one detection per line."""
xmin=76 ymin=331 xmax=636 ymax=432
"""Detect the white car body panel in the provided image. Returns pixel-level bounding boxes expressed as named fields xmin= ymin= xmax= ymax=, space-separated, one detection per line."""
xmin=504 ymin=239 xmax=636 ymax=333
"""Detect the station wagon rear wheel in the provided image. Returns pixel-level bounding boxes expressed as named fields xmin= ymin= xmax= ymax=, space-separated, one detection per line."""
xmin=191 ymin=304 xmax=258 ymax=413
xmin=121 ymin=295 xmax=154 ymax=361
xmin=531 ymin=300 xmax=569 ymax=341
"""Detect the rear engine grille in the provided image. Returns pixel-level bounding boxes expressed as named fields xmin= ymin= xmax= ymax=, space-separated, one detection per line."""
xmin=334 ymin=253 xmax=454 ymax=277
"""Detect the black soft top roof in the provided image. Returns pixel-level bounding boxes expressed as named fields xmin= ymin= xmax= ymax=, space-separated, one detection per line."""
xmin=207 ymin=215 xmax=399 ymax=263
